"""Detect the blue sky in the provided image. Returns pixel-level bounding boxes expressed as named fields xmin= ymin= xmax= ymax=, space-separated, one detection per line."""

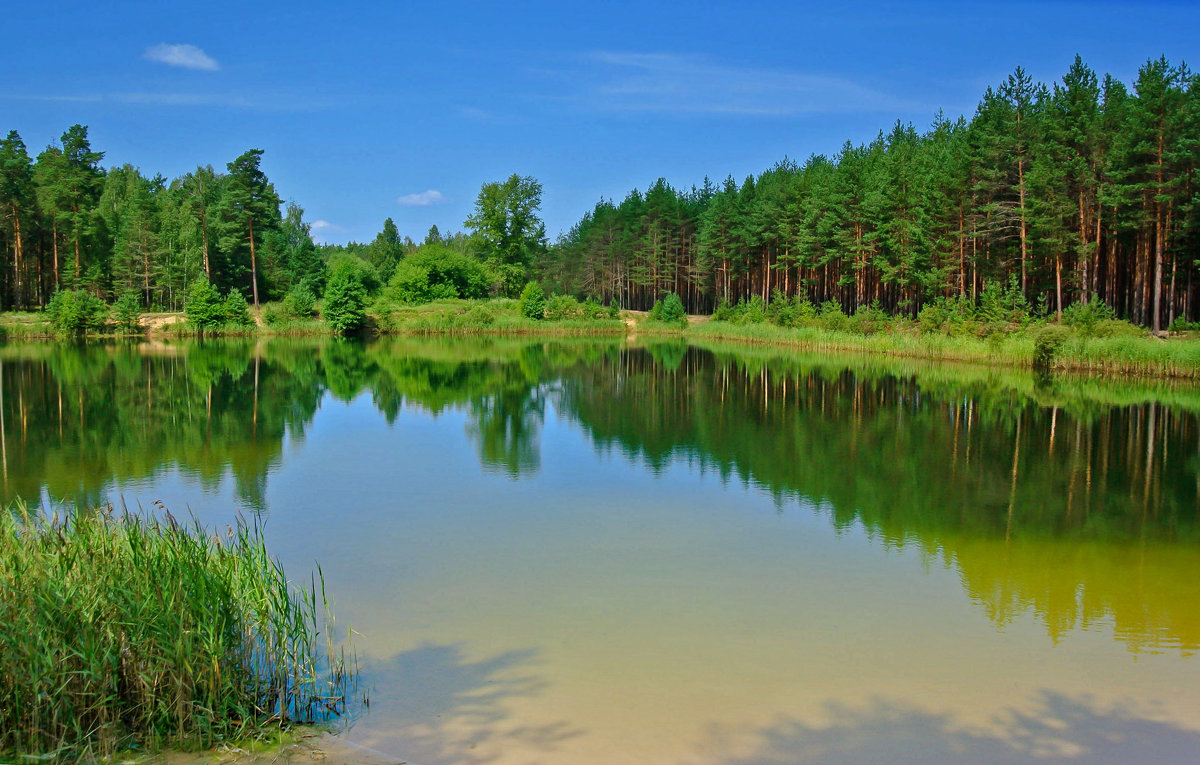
xmin=3 ymin=1 xmax=1197 ymax=245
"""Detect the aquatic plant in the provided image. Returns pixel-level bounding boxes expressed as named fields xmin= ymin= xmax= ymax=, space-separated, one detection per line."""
xmin=0 ymin=503 xmax=357 ymax=761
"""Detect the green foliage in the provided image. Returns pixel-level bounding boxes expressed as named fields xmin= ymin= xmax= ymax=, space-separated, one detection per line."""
xmin=45 ymin=289 xmax=107 ymax=334
xmin=465 ymin=174 xmax=546 ymax=296
xmin=223 ymin=289 xmax=253 ymax=325
xmin=519 ymin=281 xmax=546 ymax=320
xmin=0 ymin=504 xmax=355 ymax=759
xmin=323 ymin=257 xmax=371 ymax=334
xmin=1032 ymin=324 xmax=1071 ymax=369
xmin=848 ymin=301 xmax=890 ymax=336
xmin=388 ymin=246 xmax=489 ymax=304
xmin=1062 ymin=295 xmax=1117 ymax=334
xmin=281 ymin=285 xmax=317 ymax=318
xmin=818 ymin=300 xmax=849 ymax=332
xmin=185 ymin=279 xmax=227 ymax=329
xmin=543 ymin=294 xmax=581 ymax=320
xmin=978 ymin=276 xmax=1032 ymax=325
xmin=453 ymin=304 xmax=496 ymax=328
xmin=111 ymin=291 xmax=142 ymax=333
xmin=648 ymin=292 xmax=687 ymax=325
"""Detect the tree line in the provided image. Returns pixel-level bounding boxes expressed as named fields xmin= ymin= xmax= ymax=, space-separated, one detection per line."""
xmin=0 ymin=127 xmax=331 ymax=312
xmin=542 ymin=56 xmax=1200 ymax=331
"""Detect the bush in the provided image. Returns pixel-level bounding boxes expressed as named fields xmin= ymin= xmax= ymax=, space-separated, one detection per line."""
xmin=388 ymin=246 xmax=489 ymax=304
xmin=324 ymin=258 xmax=370 ymax=334
xmin=46 ymin=289 xmax=108 ymax=335
xmin=544 ymin=294 xmax=584 ymax=320
xmin=452 ymin=305 xmax=496 ymax=327
xmin=519 ymin=281 xmax=546 ymax=320
xmin=1032 ymin=324 xmax=1071 ymax=369
xmin=281 ymin=285 xmax=317 ymax=318
xmin=223 ymin=289 xmax=253 ymax=326
xmin=848 ymin=301 xmax=889 ymax=335
xmin=818 ymin=300 xmax=849 ymax=332
xmin=111 ymin=291 xmax=143 ymax=333
xmin=979 ymin=275 xmax=1031 ymax=325
xmin=648 ymin=292 xmax=687 ymax=325
xmin=185 ymin=279 xmax=226 ymax=329
xmin=1062 ymin=295 xmax=1117 ymax=334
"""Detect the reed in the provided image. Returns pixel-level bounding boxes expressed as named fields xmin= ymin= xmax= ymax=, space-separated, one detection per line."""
xmin=0 ymin=503 xmax=357 ymax=761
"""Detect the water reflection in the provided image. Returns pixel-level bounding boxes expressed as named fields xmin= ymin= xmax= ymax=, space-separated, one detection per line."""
xmin=2 ymin=336 xmax=1199 ymax=658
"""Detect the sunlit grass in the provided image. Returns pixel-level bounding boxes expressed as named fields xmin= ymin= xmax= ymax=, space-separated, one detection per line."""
xmin=0 ymin=503 xmax=358 ymax=761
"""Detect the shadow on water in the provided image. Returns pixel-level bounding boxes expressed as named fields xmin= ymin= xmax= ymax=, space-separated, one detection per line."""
xmin=691 ymin=691 xmax=1200 ymax=765
xmin=353 ymin=642 xmax=583 ymax=765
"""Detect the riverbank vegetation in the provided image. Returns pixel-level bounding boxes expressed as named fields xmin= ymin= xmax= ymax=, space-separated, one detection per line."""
xmin=2 ymin=55 xmax=1198 ymax=372
xmin=0 ymin=504 xmax=356 ymax=761
xmin=545 ymin=56 xmax=1200 ymax=334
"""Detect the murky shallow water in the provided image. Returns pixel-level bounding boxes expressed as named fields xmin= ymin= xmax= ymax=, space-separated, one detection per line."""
xmin=5 ymin=337 xmax=1199 ymax=763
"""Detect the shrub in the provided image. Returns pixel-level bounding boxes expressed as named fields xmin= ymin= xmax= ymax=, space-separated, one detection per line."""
xmin=453 ymin=305 xmax=496 ymax=327
xmin=765 ymin=291 xmax=811 ymax=328
xmin=111 ymin=292 xmax=143 ymax=333
xmin=519 ymin=281 xmax=546 ymax=320
xmin=223 ymin=290 xmax=253 ymax=326
xmin=848 ymin=301 xmax=889 ymax=335
xmin=544 ymin=294 xmax=584 ymax=320
xmin=46 ymin=289 xmax=108 ymax=335
xmin=324 ymin=259 xmax=371 ymax=334
xmin=1032 ymin=324 xmax=1071 ymax=369
xmin=580 ymin=297 xmax=610 ymax=320
xmin=281 ymin=285 xmax=317 ymax=318
xmin=979 ymin=275 xmax=1031 ymax=325
xmin=388 ymin=246 xmax=489 ymax=304
xmin=1061 ymin=295 xmax=1117 ymax=335
xmin=185 ymin=279 xmax=226 ymax=329
xmin=818 ymin=300 xmax=848 ymax=332
xmin=649 ymin=292 xmax=687 ymax=325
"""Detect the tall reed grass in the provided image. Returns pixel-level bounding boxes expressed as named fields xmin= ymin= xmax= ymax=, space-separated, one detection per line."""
xmin=0 ymin=503 xmax=357 ymax=761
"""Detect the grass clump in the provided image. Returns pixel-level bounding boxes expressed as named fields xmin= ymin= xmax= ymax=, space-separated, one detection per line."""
xmin=0 ymin=503 xmax=357 ymax=761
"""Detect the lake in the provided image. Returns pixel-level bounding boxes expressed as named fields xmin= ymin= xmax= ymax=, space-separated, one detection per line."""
xmin=3 ymin=336 xmax=1199 ymax=764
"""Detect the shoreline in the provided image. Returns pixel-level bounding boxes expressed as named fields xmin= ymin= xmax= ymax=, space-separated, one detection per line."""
xmin=5 ymin=306 xmax=1200 ymax=380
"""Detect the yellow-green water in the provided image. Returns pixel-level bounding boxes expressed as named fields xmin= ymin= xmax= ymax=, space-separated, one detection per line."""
xmin=4 ymin=337 xmax=1199 ymax=763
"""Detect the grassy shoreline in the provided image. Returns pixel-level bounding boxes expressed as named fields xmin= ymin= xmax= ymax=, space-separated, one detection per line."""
xmin=0 ymin=505 xmax=357 ymax=762
xmin=636 ymin=318 xmax=1200 ymax=379
xmin=5 ymin=299 xmax=1200 ymax=378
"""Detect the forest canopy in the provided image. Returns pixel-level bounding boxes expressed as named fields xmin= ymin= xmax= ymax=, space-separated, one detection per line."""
xmin=1 ymin=55 xmax=1197 ymax=329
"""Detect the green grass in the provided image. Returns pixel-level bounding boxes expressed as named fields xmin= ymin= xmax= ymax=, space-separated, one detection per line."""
xmin=0 ymin=311 xmax=55 ymax=339
xmin=667 ymin=319 xmax=1200 ymax=379
xmin=0 ymin=503 xmax=357 ymax=762
xmin=369 ymin=297 xmax=625 ymax=335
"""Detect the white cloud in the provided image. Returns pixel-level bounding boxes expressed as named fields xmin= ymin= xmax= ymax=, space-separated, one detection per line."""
xmin=144 ymin=43 xmax=219 ymax=72
xmin=569 ymin=51 xmax=916 ymax=116
xmin=396 ymin=190 xmax=446 ymax=207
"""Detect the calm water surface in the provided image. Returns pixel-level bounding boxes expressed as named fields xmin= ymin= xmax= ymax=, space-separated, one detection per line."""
xmin=4 ymin=337 xmax=1200 ymax=764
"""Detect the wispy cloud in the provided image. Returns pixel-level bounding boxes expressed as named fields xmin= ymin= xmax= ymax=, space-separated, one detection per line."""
xmin=114 ymin=92 xmax=251 ymax=107
xmin=144 ymin=43 xmax=220 ymax=71
xmin=396 ymin=190 xmax=446 ymax=207
xmin=309 ymin=219 xmax=344 ymax=243
xmin=565 ymin=51 xmax=915 ymax=116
